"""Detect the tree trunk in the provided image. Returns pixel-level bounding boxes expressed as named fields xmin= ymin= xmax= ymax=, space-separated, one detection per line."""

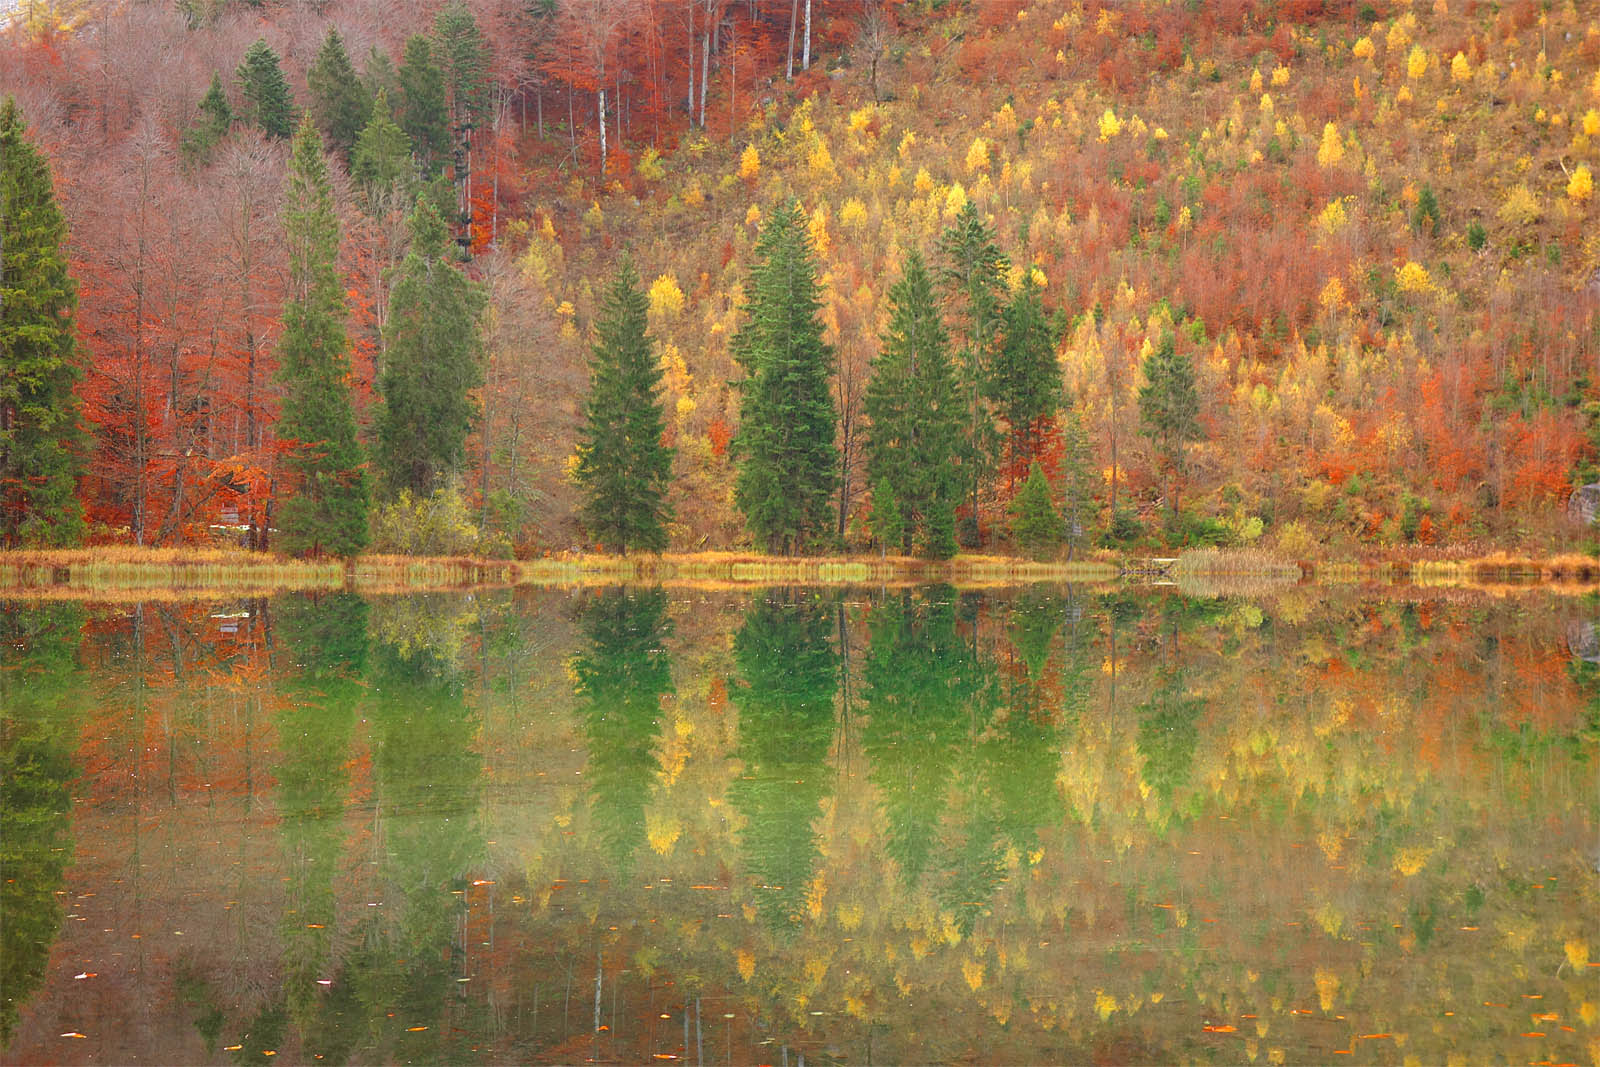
xmin=786 ymin=0 xmax=798 ymax=79
xmin=802 ymin=0 xmax=812 ymax=70
xmin=597 ymin=85 xmax=607 ymax=172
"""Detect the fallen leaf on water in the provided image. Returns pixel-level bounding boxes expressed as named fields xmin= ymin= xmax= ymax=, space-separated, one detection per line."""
xmin=1522 ymin=1032 xmax=1546 ymax=1038
xmin=1203 ymin=1025 xmax=1237 ymax=1033
xmin=224 ymin=1046 xmax=242 ymax=1051
xmin=406 ymin=1027 xmax=428 ymax=1032
xmin=59 ymin=1032 xmax=87 ymax=1039
xmin=1359 ymin=1034 xmax=1392 ymax=1040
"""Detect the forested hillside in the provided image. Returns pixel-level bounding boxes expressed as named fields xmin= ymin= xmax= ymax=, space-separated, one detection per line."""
xmin=2 ymin=0 xmax=1598 ymax=557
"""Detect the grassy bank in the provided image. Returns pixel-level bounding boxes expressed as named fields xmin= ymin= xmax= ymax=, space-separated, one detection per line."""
xmin=3 ymin=546 xmax=1596 ymax=599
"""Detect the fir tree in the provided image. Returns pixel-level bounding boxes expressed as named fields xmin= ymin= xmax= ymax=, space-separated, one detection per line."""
xmin=937 ymin=200 xmax=1009 ymax=544
xmin=375 ymin=195 xmax=486 ymax=496
xmin=351 ymin=90 xmax=415 ymax=202
xmin=731 ymin=200 xmax=839 ymax=555
xmin=1 ymin=97 xmax=86 ymax=546
xmin=307 ymin=27 xmax=371 ymax=162
xmin=864 ymin=249 xmax=962 ymax=559
xmin=398 ymin=35 xmax=450 ymax=176
xmin=1010 ymin=461 xmax=1062 ymax=560
xmin=236 ymin=38 xmax=295 ymax=140
xmin=362 ymin=46 xmax=398 ymax=103
xmin=179 ymin=72 xmax=234 ymax=168
xmin=432 ymin=1 xmax=488 ymax=136
xmin=276 ymin=113 xmax=369 ymax=557
xmin=574 ymin=258 xmax=674 ymax=555
xmin=991 ymin=273 xmax=1061 ymax=471
xmin=1058 ymin=401 xmax=1098 ymax=559
xmin=1137 ymin=331 xmax=1202 ymax=521
xmin=871 ymin=477 xmax=904 ymax=557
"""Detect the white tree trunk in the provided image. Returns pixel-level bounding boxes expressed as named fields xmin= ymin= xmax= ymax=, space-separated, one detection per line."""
xmin=802 ymin=0 xmax=811 ymax=70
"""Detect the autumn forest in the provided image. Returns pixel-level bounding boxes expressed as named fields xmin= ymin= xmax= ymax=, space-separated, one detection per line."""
xmin=3 ymin=0 xmax=1600 ymax=561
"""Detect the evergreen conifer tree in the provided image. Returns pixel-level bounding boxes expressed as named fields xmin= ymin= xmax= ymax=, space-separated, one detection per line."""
xmin=307 ymin=28 xmax=371 ymax=161
xmin=351 ymin=90 xmax=414 ymax=202
xmin=433 ymin=2 xmax=488 ymax=135
xmin=362 ymin=46 xmax=398 ymax=103
xmin=937 ymin=200 xmax=1009 ymax=544
xmin=375 ymin=195 xmax=486 ymax=495
xmin=236 ymin=39 xmax=295 ymax=140
xmin=991 ymin=274 xmax=1061 ymax=468
xmin=398 ymin=35 xmax=450 ymax=176
xmin=864 ymin=249 xmax=962 ymax=559
xmin=1 ymin=97 xmax=86 ymax=546
xmin=276 ymin=114 xmax=369 ymax=557
xmin=574 ymin=258 xmax=674 ymax=555
xmin=1137 ymin=331 xmax=1202 ymax=521
xmin=1010 ymin=461 xmax=1062 ymax=559
xmin=731 ymin=200 xmax=838 ymax=554
xmin=179 ymin=72 xmax=234 ymax=168
xmin=871 ymin=478 xmax=904 ymax=557
xmin=1058 ymin=402 xmax=1098 ymax=559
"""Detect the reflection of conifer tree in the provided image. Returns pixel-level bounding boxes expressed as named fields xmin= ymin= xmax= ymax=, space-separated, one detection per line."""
xmin=344 ymin=594 xmax=486 ymax=1061
xmin=979 ymin=590 xmax=1067 ymax=858
xmin=861 ymin=588 xmax=973 ymax=885
xmin=1136 ymin=672 xmax=1204 ymax=813
xmin=571 ymin=587 xmax=673 ymax=875
xmin=0 ymin=604 xmax=84 ymax=1049
xmin=271 ymin=593 xmax=367 ymax=1050
xmin=729 ymin=591 xmax=838 ymax=929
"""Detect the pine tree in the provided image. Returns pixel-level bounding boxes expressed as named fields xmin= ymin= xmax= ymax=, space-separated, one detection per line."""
xmin=307 ymin=27 xmax=371 ymax=162
xmin=276 ymin=113 xmax=369 ymax=557
xmin=236 ymin=38 xmax=295 ymax=140
xmin=1137 ymin=331 xmax=1202 ymax=521
xmin=991 ymin=273 xmax=1061 ymax=469
xmin=375 ymin=195 xmax=486 ymax=496
xmin=179 ymin=72 xmax=234 ymax=168
xmin=731 ymin=200 xmax=839 ymax=555
xmin=864 ymin=249 xmax=962 ymax=559
xmin=937 ymin=200 xmax=1009 ymax=544
xmin=1010 ymin=461 xmax=1062 ymax=560
xmin=351 ymin=90 xmax=414 ymax=202
xmin=398 ymin=35 xmax=450 ymax=176
xmin=574 ymin=258 xmax=674 ymax=555
xmin=1 ymin=97 xmax=86 ymax=547
xmin=1058 ymin=401 xmax=1098 ymax=559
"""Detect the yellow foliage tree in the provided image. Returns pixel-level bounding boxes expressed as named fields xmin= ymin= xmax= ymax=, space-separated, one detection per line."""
xmin=1450 ymin=52 xmax=1472 ymax=82
xmin=1569 ymin=164 xmax=1594 ymax=202
xmin=648 ymin=273 xmax=685 ymax=319
xmin=739 ymin=143 xmax=760 ymax=181
xmin=965 ymin=136 xmax=990 ymax=173
xmin=1098 ymin=108 xmax=1122 ymax=140
xmin=1407 ymin=45 xmax=1428 ymax=80
xmin=1317 ymin=122 xmax=1344 ymax=167
xmin=1395 ymin=261 xmax=1432 ymax=293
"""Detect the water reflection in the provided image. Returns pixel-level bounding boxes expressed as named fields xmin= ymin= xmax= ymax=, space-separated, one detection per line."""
xmin=1 ymin=586 xmax=1596 ymax=1064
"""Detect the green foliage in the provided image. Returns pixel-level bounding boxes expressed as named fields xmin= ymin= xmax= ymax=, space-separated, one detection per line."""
xmin=864 ymin=250 xmax=962 ymax=559
xmin=1466 ymin=220 xmax=1488 ymax=251
xmin=871 ymin=477 xmax=905 ymax=554
xmin=938 ymin=201 xmax=1010 ymax=532
xmin=1010 ymin=460 xmax=1062 ymax=558
xmin=376 ymin=196 xmax=487 ymax=497
xmin=990 ymin=274 xmax=1061 ymax=458
xmin=1 ymin=97 xmax=86 ymax=547
xmin=570 ymin=587 xmax=673 ymax=873
xmin=179 ymin=73 xmax=234 ymax=168
xmin=575 ymin=259 xmax=674 ymax=554
xmin=276 ymin=114 xmax=370 ymax=558
xmin=351 ymin=90 xmax=415 ymax=204
xmin=1059 ymin=403 xmax=1098 ymax=555
xmin=370 ymin=484 xmax=498 ymax=556
xmin=1138 ymin=331 xmax=1202 ymax=520
xmin=432 ymin=1 xmax=488 ymax=132
xmin=1412 ymin=184 xmax=1440 ymax=237
xmin=398 ymin=35 xmax=449 ymax=175
xmin=1103 ymin=507 xmax=1145 ymax=546
xmin=307 ymin=28 xmax=371 ymax=161
xmin=236 ymin=38 xmax=294 ymax=139
xmin=731 ymin=200 xmax=839 ymax=554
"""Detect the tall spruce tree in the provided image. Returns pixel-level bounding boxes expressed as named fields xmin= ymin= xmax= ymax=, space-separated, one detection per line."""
xmin=276 ymin=113 xmax=369 ymax=557
xmin=574 ymin=259 xmax=674 ymax=554
xmin=351 ymin=89 xmax=414 ymax=203
xmin=307 ymin=27 xmax=371 ymax=162
xmin=1137 ymin=331 xmax=1202 ymax=522
xmin=1058 ymin=401 xmax=1098 ymax=558
xmin=864 ymin=250 xmax=961 ymax=559
xmin=375 ymin=194 xmax=486 ymax=495
xmin=236 ymin=38 xmax=295 ymax=140
xmin=991 ymin=274 xmax=1062 ymax=471
xmin=937 ymin=200 xmax=1010 ymax=544
xmin=1 ymin=97 xmax=86 ymax=546
xmin=398 ymin=35 xmax=450 ymax=176
xmin=179 ymin=72 xmax=234 ymax=167
xmin=731 ymin=200 xmax=839 ymax=555
xmin=1010 ymin=460 xmax=1062 ymax=559
xmin=432 ymin=2 xmax=488 ymax=137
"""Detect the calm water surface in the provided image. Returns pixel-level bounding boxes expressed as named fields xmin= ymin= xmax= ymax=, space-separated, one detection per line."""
xmin=2 ymin=586 xmax=1597 ymax=1065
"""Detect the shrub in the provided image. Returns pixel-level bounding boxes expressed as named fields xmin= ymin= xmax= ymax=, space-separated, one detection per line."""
xmin=371 ymin=484 xmax=482 ymax=556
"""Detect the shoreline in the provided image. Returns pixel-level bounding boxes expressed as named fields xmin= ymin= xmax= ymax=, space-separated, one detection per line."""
xmin=0 ymin=546 xmax=1597 ymax=598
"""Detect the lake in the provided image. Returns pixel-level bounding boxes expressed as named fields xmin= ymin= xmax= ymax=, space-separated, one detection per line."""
xmin=2 ymin=585 xmax=1597 ymax=1065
